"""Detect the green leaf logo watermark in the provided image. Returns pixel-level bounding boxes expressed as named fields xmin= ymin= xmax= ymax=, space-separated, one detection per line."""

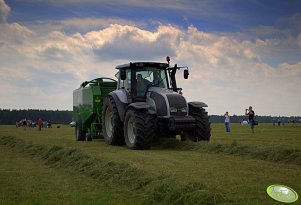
xmin=267 ymin=185 xmax=298 ymax=203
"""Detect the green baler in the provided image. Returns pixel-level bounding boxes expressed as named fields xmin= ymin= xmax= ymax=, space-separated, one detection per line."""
xmin=73 ymin=78 xmax=117 ymax=141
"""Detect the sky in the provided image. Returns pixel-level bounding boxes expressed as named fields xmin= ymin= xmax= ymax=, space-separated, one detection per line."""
xmin=0 ymin=0 xmax=301 ymax=116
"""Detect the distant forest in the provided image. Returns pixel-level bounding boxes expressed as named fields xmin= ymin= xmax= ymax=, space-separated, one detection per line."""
xmin=0 ymin=109 xmax=72 ymax=125
xmin=0 ymin=109 xmax=300 ymax=125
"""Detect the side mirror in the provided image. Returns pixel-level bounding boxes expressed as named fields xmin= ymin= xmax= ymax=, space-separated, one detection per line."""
xmin=120 ymin=69 xmax=126 ymax=80
xmin=184 ymin=69 xmax=189 ymax=79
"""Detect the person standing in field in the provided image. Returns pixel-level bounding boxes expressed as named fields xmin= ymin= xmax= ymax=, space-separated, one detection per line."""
xmin=224 ymin=112 xmax=230 ymax=132
xmin=37 ymin=118 xmax=43 ymax=131
xmin=245 ymin=106 xmax=255 ymax=134
xmin=277 ymin=117 xmax=281 ymax=126
xmin=22 ymin=119 xmax=27 ymax=131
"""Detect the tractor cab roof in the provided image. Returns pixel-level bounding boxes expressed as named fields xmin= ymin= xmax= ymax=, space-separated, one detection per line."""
xmin=115 ymin=62 xmax=169 ymax=70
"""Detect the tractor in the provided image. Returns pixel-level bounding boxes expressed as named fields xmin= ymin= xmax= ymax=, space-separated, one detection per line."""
xmin=102 ymin=57 xmax=211 ymax=149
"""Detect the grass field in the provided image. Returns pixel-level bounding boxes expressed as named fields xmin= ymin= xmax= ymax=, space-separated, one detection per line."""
xmin=0 ymin=123 xmax=300 ymax=205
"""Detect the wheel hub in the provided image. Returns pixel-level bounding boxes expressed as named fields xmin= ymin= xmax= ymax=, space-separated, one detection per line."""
xmin=127 ymin=116 xmax=136 ymax=144
xmin=105 ymin=107 xmax=113 ymax=138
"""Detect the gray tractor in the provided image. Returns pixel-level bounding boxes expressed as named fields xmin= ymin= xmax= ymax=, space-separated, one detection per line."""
xmin=102 ymin=58 xmax=211 ymax=149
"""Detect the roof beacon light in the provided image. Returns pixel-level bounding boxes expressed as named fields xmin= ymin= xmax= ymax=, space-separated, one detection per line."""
xmin=166 ymin=56 xmax=170 ymax=65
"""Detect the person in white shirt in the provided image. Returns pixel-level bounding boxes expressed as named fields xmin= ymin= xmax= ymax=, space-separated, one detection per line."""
xmin=224 ymin=112 xmax=230 ymax=132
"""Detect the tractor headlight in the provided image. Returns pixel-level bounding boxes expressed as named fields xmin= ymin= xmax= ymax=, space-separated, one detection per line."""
xmin=181 ymin=107 xmax=187 ymax=113
xmin=170 ymin=107 xmax=177 ymax=113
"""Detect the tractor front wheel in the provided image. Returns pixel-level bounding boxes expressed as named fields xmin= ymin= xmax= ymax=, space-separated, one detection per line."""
xmin=182 ymin=107 xmax=211 ymax=141
xmin=124 ymin=108 xmax=155 ymax=150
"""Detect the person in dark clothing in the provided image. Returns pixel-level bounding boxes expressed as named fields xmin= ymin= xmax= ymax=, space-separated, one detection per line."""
xmin=22 ymin=119 xmax=27 ymax=131
xmin=136 ymin=74 xmax=150 ymax=96
xmin=277 ymin=117 xmax=281 ymax=126
xmin=245 ymin=106 xmax=255 ymax=133
xmin=37 ymin=118 xmax=43 ymax=131
xmin=47 ymin=120 xmax=52 ymax=128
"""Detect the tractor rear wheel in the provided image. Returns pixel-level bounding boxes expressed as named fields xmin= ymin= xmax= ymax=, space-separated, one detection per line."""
xmin=102 ymin=96 xmax=124 ymax=145
xmin=75 ymin=120 xmax=85 ymax=141
xmin=124 ymin=108 xmax=155 ymax=150
xmin=183 ymin=107 xmax=211 ymax=141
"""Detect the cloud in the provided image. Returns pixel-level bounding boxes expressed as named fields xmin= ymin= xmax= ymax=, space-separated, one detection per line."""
xmin=14 ymin=0 xmax=212 ymax=12
xmin=279 ymin=62 xmax=301 ymax=77
xmin=11 ymin=0 xmax=236 ymax=24
xmin=0 ymin=0 xmax=10 ymax=23
xmin=29 ymin=18 xmax=143 ymax=35
xmin=0 ymin=23 xmax=34 ymax=46
xmin=248 ymin=26 xmax=291 ymax=38
xmin=87 ymin=24 xmax=181 ymax=61
xmin=298 ymin=33 xmax=301 ymax=48
xmin=60 ymin=18 xmax=139 ymax=31
xmin=277 ymin=13 xmax=301 ymax=33
xmin=1 ymin=13 xmax=301 ymax=115
xmin=172 ymin=25 xmax=301 ymax=116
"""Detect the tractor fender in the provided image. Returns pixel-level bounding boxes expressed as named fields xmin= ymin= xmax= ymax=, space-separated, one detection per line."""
xmin=188 ymin=101 xmax=208 ymax=108
xmin=108 ymin=90 xmax=128 ymax=122
xmin=112 ymin=89 xmax=129 ymax=104
xmin=126 ymin=102 xmax=156 ymax=115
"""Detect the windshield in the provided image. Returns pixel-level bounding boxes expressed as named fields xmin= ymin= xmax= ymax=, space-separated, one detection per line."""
xmin=136 ymin=67 xmax=168 ymax=97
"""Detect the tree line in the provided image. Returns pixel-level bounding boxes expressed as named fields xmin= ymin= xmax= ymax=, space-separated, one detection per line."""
xmin=0 ymin=109 xmax=300 ymax=125
xmin=0 ymin=109 xmax=72 ymax=125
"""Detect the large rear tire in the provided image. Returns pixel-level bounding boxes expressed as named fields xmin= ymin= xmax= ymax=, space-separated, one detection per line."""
xmin=102 ymin=96 xmax=124 ymax=145
xmin=183 ymin=107 xmax=211 ymax=141
xmin=124 ymin=108 xmax=155 ymax=150
xmin=75 ymin=120 xmax=85 ymax=141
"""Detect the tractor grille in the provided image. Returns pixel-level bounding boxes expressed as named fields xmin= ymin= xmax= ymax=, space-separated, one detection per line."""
xmin=150 ymin=92 xmax=168 ymax=116
xmin=166 ymin=94 xmax=187 ymax=116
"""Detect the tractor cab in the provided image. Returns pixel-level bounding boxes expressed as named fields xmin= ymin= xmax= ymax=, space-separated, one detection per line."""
xmin=115 ymin=62 xmax=170 ymax=101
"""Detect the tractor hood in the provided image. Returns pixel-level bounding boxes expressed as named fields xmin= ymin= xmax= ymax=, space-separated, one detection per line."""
xmin=146 ymin=87 xmax=188 ymax=117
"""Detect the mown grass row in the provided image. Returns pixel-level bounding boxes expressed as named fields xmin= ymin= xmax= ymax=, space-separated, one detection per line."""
xmin=154 ymin=139 xmax=301 ymax=165
xmin=0 ymin=136 xmax=229 ymax=205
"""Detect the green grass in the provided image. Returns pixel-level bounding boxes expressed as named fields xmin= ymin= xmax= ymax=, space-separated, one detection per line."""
xmin=0 ymin=147 xmax=137 ymax=205
xmin=210 ymin=123 xmax=301 ymax=149
xmin=0 ymin=123 xmax=300 ymax=204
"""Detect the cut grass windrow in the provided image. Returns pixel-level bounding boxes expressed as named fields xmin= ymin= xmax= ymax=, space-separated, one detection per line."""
xmin=154 ymin=139 xmax=301 ymax=165
xmin=0 ymin=136 xmax=229 ymax=205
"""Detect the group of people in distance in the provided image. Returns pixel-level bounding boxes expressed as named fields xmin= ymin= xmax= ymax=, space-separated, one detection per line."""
xmin=224 ymin=106 xmax=255 ymax=133
xmin=16 ymin=118 xmax=52 ymax=131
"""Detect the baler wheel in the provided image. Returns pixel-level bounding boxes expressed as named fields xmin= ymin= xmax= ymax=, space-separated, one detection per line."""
xmin=75 ymin=120 xmax=85 ymax=141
